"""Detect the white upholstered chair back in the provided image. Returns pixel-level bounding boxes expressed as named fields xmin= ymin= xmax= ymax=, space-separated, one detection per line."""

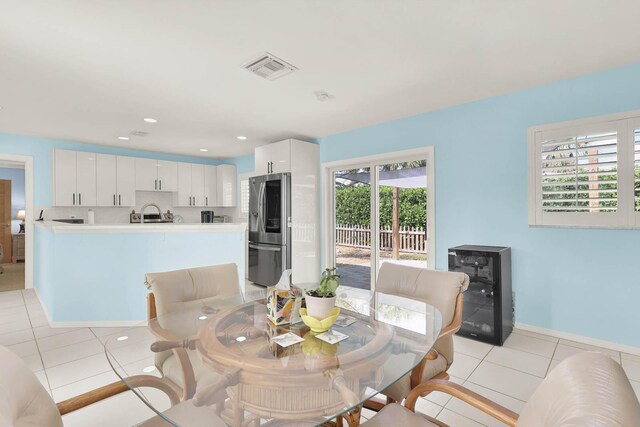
xmin=376 ymin=262 xmax=469 ymax=364
xmin=517 ymin=351 xmax=640 ymax=426
xmin=0 ymin=345 xmax=63 ymax=427
xmin=145 ymin=263 xmax=240 ymax=317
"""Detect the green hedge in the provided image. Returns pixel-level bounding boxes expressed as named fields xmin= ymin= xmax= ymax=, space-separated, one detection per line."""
xmin=335 ymin=186 xmax=426 ymax=228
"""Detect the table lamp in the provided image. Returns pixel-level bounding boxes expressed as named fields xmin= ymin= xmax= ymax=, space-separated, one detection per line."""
xmin=15 ymin=209 xmax=25 ymax=233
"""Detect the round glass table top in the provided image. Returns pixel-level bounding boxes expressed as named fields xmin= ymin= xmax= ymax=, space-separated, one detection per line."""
xmin=104 ymin=289 xmax=442 ymax=426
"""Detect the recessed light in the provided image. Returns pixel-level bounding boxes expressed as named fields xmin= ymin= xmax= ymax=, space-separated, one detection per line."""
xmin=142 ymin=366 xmax=156 ymax=373
xmin=116 ymin=336 xmax=128 ymax=341
xmin=117 ymin=136 xmax=129 ymax=141
xmin=198 ymin=315 xmax=207 ymax=320
xmin=199 ymin=148 xmax=209 ymax=152
xmin=143 ymin=118 xmax=157 ymax=123
xmin=236 ymin=336 xmax=247 ymax=342
xmin=236 ymin=136 xmax=247 ymax=140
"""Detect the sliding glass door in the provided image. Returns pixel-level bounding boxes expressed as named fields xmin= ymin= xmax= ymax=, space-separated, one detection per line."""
xmin=328 ymin=149 xmax=434 ymax=299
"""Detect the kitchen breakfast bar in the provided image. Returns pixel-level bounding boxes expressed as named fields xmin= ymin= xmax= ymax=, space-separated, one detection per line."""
xmin=34 ymin=221 xmax=246 ymax=325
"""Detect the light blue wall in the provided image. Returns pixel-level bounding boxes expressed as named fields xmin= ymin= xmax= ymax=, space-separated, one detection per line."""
xmin=0 ymin=132 xmax=222 ymax=208
xmin=317 ymin=63 xmax=640 ymax=347
xmin=0 ymin=167 xmax=25 ymax=233
xmin=229 ymin=154 xmax=255 ymax=175
xmin=35 ymin=226 xmax=245 ymax=322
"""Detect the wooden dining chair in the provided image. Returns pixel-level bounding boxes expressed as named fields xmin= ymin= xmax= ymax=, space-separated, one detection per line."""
xmin=144 ymin=262 xmax=241 ymax=402
xmin=0 ymin=345 xmax=225 ymax=426
xmin=366 ymin=262 xmax=469 ymax=411
xmin=361 ymin=352 xmax=640 ymax=426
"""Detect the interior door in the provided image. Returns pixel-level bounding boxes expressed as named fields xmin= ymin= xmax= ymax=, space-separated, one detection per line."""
xmin=75 ymin=151 xmax=97 ymax=206
xmin=96 ymin=154 xmax=117 ymax=207
xmin=0 ymin=180 xmax=11 ymax=263
xmin=116 ymin=156 xmax=136 ymax=206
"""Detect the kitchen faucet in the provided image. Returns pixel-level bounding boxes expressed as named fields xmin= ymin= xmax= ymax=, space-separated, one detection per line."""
xmin=140 ymin=203 xmax=162 ymax=224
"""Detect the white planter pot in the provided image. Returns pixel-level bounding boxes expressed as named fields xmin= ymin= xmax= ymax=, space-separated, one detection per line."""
xmin=305 ymin=293 xmax=337 ymax=319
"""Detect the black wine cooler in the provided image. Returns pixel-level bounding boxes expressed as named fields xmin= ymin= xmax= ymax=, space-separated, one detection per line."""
xmin=448 ymin=245 xmax=513 ymax=345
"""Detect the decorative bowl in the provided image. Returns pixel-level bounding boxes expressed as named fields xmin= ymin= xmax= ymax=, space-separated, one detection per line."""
xmin=300 ymin=307 xmax=340 ymax=333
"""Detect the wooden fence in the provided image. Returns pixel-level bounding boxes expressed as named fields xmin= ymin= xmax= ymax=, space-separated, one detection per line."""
xmin=335 ymin=224 xmax=427 ymax=253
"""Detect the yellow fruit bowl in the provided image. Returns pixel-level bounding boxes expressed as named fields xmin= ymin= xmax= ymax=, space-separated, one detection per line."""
xmin=300 ymin=307 xmax=341 ymax=333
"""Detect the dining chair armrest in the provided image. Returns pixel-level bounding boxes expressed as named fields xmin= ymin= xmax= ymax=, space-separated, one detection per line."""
xmin=438 ymin=293 xmax=464 ymax=340
xmin=405 ymin=379 xmax=519 ymax=427
xmin=57 ymin=375 xmax=181 ymax=415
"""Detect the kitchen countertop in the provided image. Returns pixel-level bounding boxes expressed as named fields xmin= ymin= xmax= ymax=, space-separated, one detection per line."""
xmin=35 ymin=221 xmax=247 ymax=233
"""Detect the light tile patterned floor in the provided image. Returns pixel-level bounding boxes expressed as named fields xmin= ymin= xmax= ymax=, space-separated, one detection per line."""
xmin=1 ymin=288 xmax=639 ymax=426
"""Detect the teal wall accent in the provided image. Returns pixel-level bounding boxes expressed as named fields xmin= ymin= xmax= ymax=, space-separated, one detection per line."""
xmin=0 ymin=132 xmax=221 ymax=208
xmin=35 ymin=226 xmax=245 ymax=322
xmin=317 ymin=63 xmax=640 ymax=347
xmin=229 ymin=154 xmax=255 ymax=174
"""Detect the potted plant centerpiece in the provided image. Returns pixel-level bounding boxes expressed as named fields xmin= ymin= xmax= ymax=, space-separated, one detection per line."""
xmin=305 ymin=268 xmax=340 ymax=319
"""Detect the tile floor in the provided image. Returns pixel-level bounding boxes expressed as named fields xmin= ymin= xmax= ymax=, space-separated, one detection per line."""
xmin=1 ymin=288 xmax=639 ymax=426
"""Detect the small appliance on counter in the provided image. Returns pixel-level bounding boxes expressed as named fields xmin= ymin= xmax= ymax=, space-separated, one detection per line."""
xmin=130 ymin=209 xmax=174 ymax=223
xmin=52 ymin=218 xmax=84 ymax=224
xmin=212 ymin=215 xmax=230 ymax=223
xmin=201 ymin=210 xmax=215 ymax=223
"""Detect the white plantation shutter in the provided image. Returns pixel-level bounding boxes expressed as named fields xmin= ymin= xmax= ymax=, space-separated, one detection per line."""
xmin=635 ymin=129 xmax=640 ymax=213
xmin=540 ymin=132 xmax=618 ymax=213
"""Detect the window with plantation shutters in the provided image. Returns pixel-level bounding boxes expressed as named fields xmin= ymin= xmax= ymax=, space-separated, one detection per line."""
xmin=530 ymin=111 xmax=640 ymax=228
xmin=635 ymin=128 xmax=640 ymax=213
xmin=540 ymin=132 xmax=618 ymax=213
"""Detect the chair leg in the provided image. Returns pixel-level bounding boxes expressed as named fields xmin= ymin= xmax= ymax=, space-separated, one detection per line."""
xmin=362 ymin=397 xmax=386 ymax=412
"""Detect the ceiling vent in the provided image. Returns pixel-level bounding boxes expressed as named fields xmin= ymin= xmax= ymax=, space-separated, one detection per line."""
xmin=130 ymin=131 xmax=149 ymax=137
xmin=244 ymin=53 xmax=297 ymax=81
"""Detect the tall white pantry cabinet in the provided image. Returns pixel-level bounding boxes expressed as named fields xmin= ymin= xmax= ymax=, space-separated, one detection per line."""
xmin=254 ymin=139 xmax=320 ymax=284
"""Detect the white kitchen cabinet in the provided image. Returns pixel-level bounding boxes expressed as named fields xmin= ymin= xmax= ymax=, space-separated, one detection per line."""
xmin=177 ymin=162 xmax=192 ymax=207
xmin=157 ymin=160 xmax=178 ymax=192
xmin=191 ymin=164 xmax=205 ymax=207
xmin=204 ymin=165 xmax=217 ymax=208
xmin=53 ymin=149 xmax=96 ymax=207
xmin=216 ymin=164 xmax=236 ymax=207
xmin=96 ymin=154 xmax=117 ymax=206
xmin=116 ymin=156 xmax=136 ymax=206
xmin=53 ymin=149 xmax=77 ymax=206
xmin=135 ymin=158 xmax=178 ymax=192
xmin=254 ymin=140 xmax=291 ymax=174
xmin=177 ymin=163 xmax=207 ymax=207
xmin=97 ymin=154 xmax=136 ymax=207
xmin=135 ymin=158 xmax=159 ymax=191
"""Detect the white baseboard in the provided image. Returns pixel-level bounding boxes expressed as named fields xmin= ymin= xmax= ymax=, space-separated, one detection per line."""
xmin=515 ymin=322 xmax=640 ymax=357
xmin=33 ymin=287 xmax=144 ymax=328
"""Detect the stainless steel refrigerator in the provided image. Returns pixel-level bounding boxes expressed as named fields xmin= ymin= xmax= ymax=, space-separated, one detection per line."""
xmin=248 ymin=172 xmax=291 ymax=287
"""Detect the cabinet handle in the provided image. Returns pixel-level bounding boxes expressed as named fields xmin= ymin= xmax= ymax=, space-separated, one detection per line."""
xmin=113 ymin=194 xmax=116 ymax=206
xmin=73 ymin=193 xmax=76 ymax=205
xmin=155 ymin=179 xmax=157 ymax=190
xmin=78 ymin=193 xmax=82 ymax=205
xmin=189 ymin=196 xmax=192 ymax=206
xmin=159 ymin=180 xmax=162 ymax=190
xmin=119 ymin=195 xmax=121 ymax=206
xmin=206 ymin=197 xmax=208 ymax=206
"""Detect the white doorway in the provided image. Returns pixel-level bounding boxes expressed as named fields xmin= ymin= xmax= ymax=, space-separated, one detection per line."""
xmin=323 ymin=147 xmax=435 ymax=298
xmin=0 ymin=154 xmax=34 ymax=291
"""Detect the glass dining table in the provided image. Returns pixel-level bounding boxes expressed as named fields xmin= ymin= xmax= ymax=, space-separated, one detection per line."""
xmin=104 ymin=289 xmax=442 ymax=426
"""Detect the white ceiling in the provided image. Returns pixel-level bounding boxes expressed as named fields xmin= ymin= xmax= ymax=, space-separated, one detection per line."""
xmin=1 ymin=1 xmax=640 ymax=159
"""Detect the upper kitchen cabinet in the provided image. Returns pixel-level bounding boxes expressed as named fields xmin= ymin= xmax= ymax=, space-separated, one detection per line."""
xmin=177 ymin=163 xmax=206 ymax=207
xmin=216 ymin=164 xmax=237 ymax=207
xmin=254 ymin=139 xmax=291 ymax=174
xmin=96 ymin=154 xmax=136 ymax=207
xmin=204 ymin=165 xmax=217 ymax=208
xmin=53 ymin=149 xmax=97 ymax=207
xmin=135 ymin=158 xmax=178 ymax=192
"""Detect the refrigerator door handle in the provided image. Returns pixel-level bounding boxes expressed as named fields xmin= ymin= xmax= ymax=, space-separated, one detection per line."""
xmin=248 ymin=243 xmax=281 ymax=252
